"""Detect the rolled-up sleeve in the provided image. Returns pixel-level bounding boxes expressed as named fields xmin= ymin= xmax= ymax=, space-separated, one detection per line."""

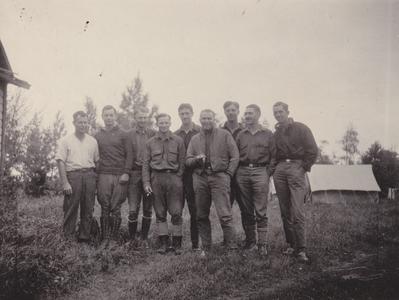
xmin=55 ymin=138 xmax=67 ymax=162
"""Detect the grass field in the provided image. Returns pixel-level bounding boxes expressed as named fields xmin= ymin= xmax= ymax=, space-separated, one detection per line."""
xmin=1 ymin=192 xmax=399 ymax=299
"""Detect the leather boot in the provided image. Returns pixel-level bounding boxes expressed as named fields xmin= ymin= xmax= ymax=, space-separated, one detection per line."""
xmin=128 ymin=220 xmax=138 ymax=240
xmin=99 ymin=216 xmax=111 ymax=250
xmin=108 ymin=216 xmax=121 ymax=248
xmin=172 ymin=236 xmax=183 ymax=255
xmin=157 ymin=235 xmax=169 ymax=254
xmin=141 ymin=217 xmax=152 ymax=241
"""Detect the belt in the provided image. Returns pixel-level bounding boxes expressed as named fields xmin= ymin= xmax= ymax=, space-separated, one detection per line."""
xmin=67 ymin=167 xmax=95 ymax=173
xmin=152 ymin=169 xmax=177 ymax=174
xmin=240 ymin=162 xmax=268 ymax=168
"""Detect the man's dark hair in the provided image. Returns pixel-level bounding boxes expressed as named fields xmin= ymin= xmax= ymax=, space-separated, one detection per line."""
xmin=73 ymin=111 xmax=88 ymax=122
xmin=246 ymin=104 xmax=261 ymax=115
xmin=155 ymin=113 xmax=171 ymax=122
xmin=178 ymin=103 xmax=193 ymax=113
xmin=102 ymin=105 xmax=117 ymax=114
xmin=273 ymin=101 xmax=289 ymax=112
xmin=223 ymin=101 xmax=239 ymax=110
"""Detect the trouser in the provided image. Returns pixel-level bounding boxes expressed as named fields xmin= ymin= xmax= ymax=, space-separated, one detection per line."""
xmin=128 ymin=170 xmax=153 ymax=229
xmin=193 ymin=172 xmax=236 ymax=249
xmin=273 ymin=161 xmax=307 ymax=251
xmin=183 ymin=171 xmax=199 ymax=247
xmin=236 ymin=166 xmax=269 ymax=245
xmin=63 ymin=169 xmax=96 ymax=241
xmin=230 ymin=175 xmax=242 ymax=206
xmin=97 ymin=174 xmax=128 ymax=220
xmin=151 ymin=172 xmax=183 ymax=237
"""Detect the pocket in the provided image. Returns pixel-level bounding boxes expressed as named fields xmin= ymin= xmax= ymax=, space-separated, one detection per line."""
xmin=168 ymin=150 xmax=178 ymax=162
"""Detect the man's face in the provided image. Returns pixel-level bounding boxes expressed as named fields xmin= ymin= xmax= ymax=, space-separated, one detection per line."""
xmin=200 ymin=112 xmax=215 ymax=130
xmin=244 ymin=107 xmax=260 ymax=126
xmin=135 ymin=111 xmax=149 ymax=128
xmin=224 ymin=104 xmax=239 ymax=122
xmin=102 ymin=109 xmax=117 ymax=128
xmin=273 ymin=105 xmax=289 ymax=123
xmin=157 ymin=116 xmax=171 ymax=133
xmin=178 ymin=108 xmax=193 ymax=125
xmin=73 ymin=116 xmax=89 ymax=134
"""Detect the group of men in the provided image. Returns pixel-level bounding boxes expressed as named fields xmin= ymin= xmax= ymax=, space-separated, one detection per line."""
xmin=55 ymin=100 xmax=318 ymax=262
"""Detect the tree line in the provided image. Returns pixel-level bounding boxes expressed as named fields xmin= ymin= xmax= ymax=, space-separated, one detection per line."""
xmin=4 ymin=76 xmax=399 ymax=197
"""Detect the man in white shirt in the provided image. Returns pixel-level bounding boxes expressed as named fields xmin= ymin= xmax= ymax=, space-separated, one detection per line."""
xmin=56 ymin=111 xmax=99 ymax=243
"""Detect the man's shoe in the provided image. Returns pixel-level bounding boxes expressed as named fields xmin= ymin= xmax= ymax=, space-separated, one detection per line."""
xmin=258 ymin=244 xmax=268 ymax=256
xmin=243 ymin=241 xmax=258 ymax=251
xmin=282 ymin=247 xmax=295 ymax=256
xmin=157 ymin=235 xmax=169 ymax=254
xmin=141 ymin=239 xmax=150 ymax=249
xmin=172 ymin=236 xmax=183 ymax=255
xmin=297 ymin=251 xmax=310 ymax=263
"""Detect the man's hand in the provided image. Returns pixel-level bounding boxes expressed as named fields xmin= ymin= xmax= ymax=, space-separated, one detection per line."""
xmin=144 ymin=185 xmax=153 ymax=194
xmin=63 ymin=182 xmax=72 ymax=195
xmin=119 ymin=173 xmax=130 ymax=184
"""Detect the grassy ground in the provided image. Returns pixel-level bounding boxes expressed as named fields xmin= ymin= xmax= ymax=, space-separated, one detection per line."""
xmin=1 ymin=193 xmax=399 ymax=299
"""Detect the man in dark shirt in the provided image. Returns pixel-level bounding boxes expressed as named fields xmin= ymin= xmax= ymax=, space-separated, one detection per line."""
xmin=174 ymin=103 xmax=201 ymax=251
xmin=235 ymin=104 xmax=275 ymax=255
xmin=221 ymin=101 xmax=244 ymax=207
xmin=143 ymin=113 xmax=185 ymax=254
xmin=95 ymin=105 xmax=133 ymax=248
xmin=127 ymin=108 xmax=156 ymax=248
xmin=186 ymin=109 xmax=239 ymax=253
xmin=271 ymin=101 xmax=318 ymax=263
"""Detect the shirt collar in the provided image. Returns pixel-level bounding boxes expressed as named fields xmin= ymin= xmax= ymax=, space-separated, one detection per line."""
xmin=242 ymin=124 xmax=264 ymax=135
xmin=177 ymin=123 xmax=200 ymax=134
xmin=101 ymin=124 xmax=119 ymax=132
xmin=275 ymin=118 xmax=294 ymax=131
xmin=155 ymin=130 xmax=172 ymax=140
xmin=222 ymin=122 xmax=244 ymax=133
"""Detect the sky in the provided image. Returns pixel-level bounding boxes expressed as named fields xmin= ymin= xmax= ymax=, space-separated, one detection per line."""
xmin=1 ymin=0 xmax=398 ymax=158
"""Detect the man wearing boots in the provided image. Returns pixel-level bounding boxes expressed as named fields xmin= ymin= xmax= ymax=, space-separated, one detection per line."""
xmin=127 ymin=108 xmax=156 ymax=248
xmin=95 ymin=105 xmax=133 ymax=248
xmin=143 ymin=113 xmax=185 ymax=254
xmin=56 ymin=111 xmax=99 ymax=244
xmin=186 ymin=109 xmax=239 ymax=253
xmin=174 ymin=103 xmax=201 ymax=251
xmin=235 ymin=104 xmax=275 ymax=255
xmin=271 ymin=101 xmax=318 ymax=263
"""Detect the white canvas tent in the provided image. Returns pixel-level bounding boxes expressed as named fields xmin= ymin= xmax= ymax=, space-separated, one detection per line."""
xmin=308 ymin=164 xmax=381 ymax=203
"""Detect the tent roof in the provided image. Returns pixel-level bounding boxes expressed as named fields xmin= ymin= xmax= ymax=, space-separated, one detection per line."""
xmin=308 ymin=164 xmax=381 ymax=192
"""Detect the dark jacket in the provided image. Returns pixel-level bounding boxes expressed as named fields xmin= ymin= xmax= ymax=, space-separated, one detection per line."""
xmin=95 ymin=125 xmax=133 ymax=175
xmin=129 ymin=127 xmax=156 ymax=171
xmin=272 ymin=118 xmax=318 ymax=173
xmin=142 ymin=131 xmax=185 ymax=186
xmin=186 ymin=127 xmax=239 ymax=176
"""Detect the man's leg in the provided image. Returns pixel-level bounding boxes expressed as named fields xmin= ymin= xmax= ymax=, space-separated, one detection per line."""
xmin=97 ymin=174 xmax=113 ymax=244
xmin=152 ymin=173 xmax=168 ymax=253
xmin=141 ymin=182 xmax=153 ymax=242
xmin=252 ymin=168 xmax=269 ymax=254
xmin=63 ymin=172 xmax=82 ymax=240
xmin=183 ymin=173 xmax=199 ymax=249
xmin=109 ymin=174 xmax=128 ymax=243
xmin=127 ymin=171 xmax=142 ymax=241
xmin=210 ymin=172 xmax=236 ymax=249
xmin=193 ymin=173 xmax=212 ymax=250
xmin=167 ymin=174 xmax=184 ymax=254
xmin=236 ymin=167 xmax=257 ymax=248
xmin=274 ymin=163 xmax=295 ymax=252
xmin=79 ymin=170 xmax=97 ymax=242
xmin=287 ymin=162 xmax=307 ymax=254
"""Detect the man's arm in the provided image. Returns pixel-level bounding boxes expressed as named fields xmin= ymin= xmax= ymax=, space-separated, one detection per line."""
xmin=57 ymin=160 xmax=72 ymax=195
xmin=177 ymin=138 xmax=186 ymax=176
xmin=142 ymin=141 xmax=152 ymax=193
xmin=120 ymin=131 xmax=133 ymax=183
xmin=301 ymin=125 xmax=318 ymax=172
xmin=268 ymin=134 xmax=277 ymax=176
xmin=226 ymin=133 xmax=239 ymax=177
